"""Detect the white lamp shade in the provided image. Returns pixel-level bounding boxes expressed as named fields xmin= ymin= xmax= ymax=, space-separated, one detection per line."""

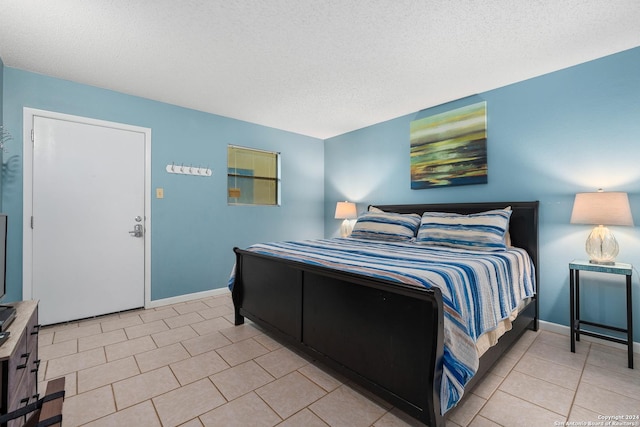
xmin=570 ymin=192 xmax=633 ymax=226
xmin=334 ymin=201 xmax=357 ymax=219
xmin=570 ymin=191 xmax=633 ymax=264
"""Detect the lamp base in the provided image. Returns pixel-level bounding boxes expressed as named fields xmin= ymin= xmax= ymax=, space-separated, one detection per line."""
xmin=585 ymin=225 xmax=619 ymax=265
xmin=588 ymin=260 xmax=615 ymax=265
xmin=340 ymin=219 xmax=354 ymax=238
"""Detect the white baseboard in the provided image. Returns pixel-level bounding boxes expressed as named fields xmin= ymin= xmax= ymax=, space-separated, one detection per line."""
xmin=146 ymin=287 xmax=230 ymax=309
xmin=539 ymin=320 xmax=640 ymax=355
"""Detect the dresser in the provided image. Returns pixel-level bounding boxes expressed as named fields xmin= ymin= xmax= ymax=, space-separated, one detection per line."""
xmin=0 ymin=301 xmax=39 ymax=427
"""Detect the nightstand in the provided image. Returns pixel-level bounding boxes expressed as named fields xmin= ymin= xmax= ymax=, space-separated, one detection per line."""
xmin=569 ymin=260 xmax=633 ymax=368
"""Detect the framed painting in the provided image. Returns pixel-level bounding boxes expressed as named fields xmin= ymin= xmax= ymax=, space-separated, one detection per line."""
xmin=410 ymin=101 xmax=487 ymax=189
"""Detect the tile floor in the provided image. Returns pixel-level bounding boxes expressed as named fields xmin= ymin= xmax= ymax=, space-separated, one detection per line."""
xmin=37 ymin=293 xmax=640 ymax=427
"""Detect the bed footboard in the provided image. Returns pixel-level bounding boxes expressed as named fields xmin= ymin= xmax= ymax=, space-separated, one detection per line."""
xmin=232 ymin=248 xmax=445 ymax=427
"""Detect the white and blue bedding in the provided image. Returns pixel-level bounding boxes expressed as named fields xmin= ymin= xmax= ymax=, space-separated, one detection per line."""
xmin=228 ymin=237 xmax=535 ymax=414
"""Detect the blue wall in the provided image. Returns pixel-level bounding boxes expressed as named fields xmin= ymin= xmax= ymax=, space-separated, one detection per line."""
xmin=3 ymin=47 xmax=639 ymax=339
xmin=1 ymin=68 xmax=324 ymax=302
xmin=0 ymin=57 xmax=4 ymax=127
xmin=325 ymin=47 xmax=640 ymax=340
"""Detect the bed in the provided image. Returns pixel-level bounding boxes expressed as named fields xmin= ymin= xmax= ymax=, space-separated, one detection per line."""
xmin=230 ymin=201 xmax=539 ymax=426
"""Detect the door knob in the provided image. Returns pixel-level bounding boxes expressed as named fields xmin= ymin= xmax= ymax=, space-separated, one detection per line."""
xmin=128 ymin=224 xmax=143 ymax=238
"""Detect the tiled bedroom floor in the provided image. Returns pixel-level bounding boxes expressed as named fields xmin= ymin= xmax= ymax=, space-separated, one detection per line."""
xmin=37 ymin=294 xmax=640 ymax=427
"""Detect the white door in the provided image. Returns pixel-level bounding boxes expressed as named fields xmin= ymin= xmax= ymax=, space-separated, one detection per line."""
xmin=31 ymin=115 xmax=147 ymax=325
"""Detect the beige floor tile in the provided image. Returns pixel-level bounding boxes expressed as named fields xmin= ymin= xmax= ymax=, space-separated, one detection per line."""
xmin=502 ymin=345 xmax=527 ymax=361
xmin=446 ymin=392 xmax=487 ymax=427
xmin=190 ymin=317 xmax=235 ymax=336
xmin=41 ymin=371 xmax=77 ymax=398
xmin=219 ymin=323 xmax=262 ymax=342
xmin=514 ymin=352 xmax=582 ymax=390
xmin=105 ymin=335 xmax=157 ymax=361
xmin=152 ymin=325 xmax=198 ymax=347
xmin=37 ymin=360 xmax=47 ymax=383
xmin=84 ymin=400 xmax=162 ymax=427
xmin=39 ymin=338 xmax=78 ymax=360
xmin=479 ymin=390 xmax=563 ymax=426
xmin=153 ymin=378 xmax=226 ymax=427
xmin=181 ymin=331 xmax=232 ymax=356
xmin=280 ymin=408 xmax=329 ymax=427
xmin=170 ymin=349 xmax=229 ymax=385
xmin=37 ymin=295 xmax=637 ymax=427
xmin=120 ymin=307 xmax=146 ymax=318
xmin=210 ymin=360 xmax=275 ymax=401
xmin=574 ymin=381 xmax=640 ymax=415
xmin=258 ymin=371 xmax=326 ymax=419
xmin=468 ymin=415 xmax=501 ymax=427
xmin=348 ymin=381 xmax=393 ymax=411
xmin=515 ymin=329 xmax=540 ymax=348
xmin=113 ymin=366 xmax=180 ymax=410
xmin=78 ymin=329 xmax=128 ymax=352
xmin=164 ymin=312 xmax=205 ymax=329
xmin=298 ymin=363 xmax=343 ymax=392
xmin=197 ymin=304 xmax=234 ymax=320
xmin=140 ymin=306 xmax=179 ymax=323
xmin=374 ymin=408 xmax=427 ymax=426
xmin=100 ymin=315 xmax=143 ymax=333
xmin=178 ymin=419 xmax=204 ymax=427
xmin=39 ymin=330 xmax=54 ymax=346
xmin=580 ymin=362 xmax=640 ymax=400
xmin=217 ymin=337 xmax=270 ymax=366
xmin=77 ymin=356 xmax=140 ymax=393
xmin=470 ymin=372 xmax=503 ymax=399
xmin=199 ymin=391 xmax=282 ymax=427
xmin=174 ymin=301 xmax=210 ymax=314
xmin=45 ymin=347 xmax=106 ymax=379
xmin=309 ymin=384 xmax=387 ymax=427
xmin=499 ymin=370 xmax=574 ymax=416
xmin=135 ymin=342 xmax=191 ymax=372
xmin=78 ymin=312 xmax=122 ymax=327
xmin=526 ymin=339 xmax=588 ymax=369
xmin=253 ymin=333 xmax=282 ymax=351
xmin=536 ymin=330 xmax=588 ymax=352
xmin=64 ymin=371 xmax=78 ymax=397
xmin=488 ymin=354 xmax=518 ymax=377
xmin=567 ymin=405 xmax=605 ymax=424
xmin=53 ymin=323 xmax=102 ymax=343
xmin=254 ymin=346 xmax=308 ymax=378
xmin=125 ymin=319 xmax=170 ymax=339
xmin=586 ymin=343 xmax=640 ymax=376
xmin=203 ymin=296 xmax=232 ymax=308
xmin=42 ymin=321 xmax=80 ymax=334
xmin=62 ymin=385 xmax=116 ymax=427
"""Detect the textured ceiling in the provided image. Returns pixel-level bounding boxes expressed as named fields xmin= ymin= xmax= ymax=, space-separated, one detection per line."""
xmin=1 ymin=1 xmax=639 ymax=139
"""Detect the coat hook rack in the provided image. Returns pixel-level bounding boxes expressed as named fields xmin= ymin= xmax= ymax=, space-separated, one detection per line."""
xmin=166 ymin=163 xmax=212 ymax=177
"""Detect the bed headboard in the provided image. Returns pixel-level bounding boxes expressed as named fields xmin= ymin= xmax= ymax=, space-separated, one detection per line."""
xmin=375 ymin=201 xmax=540 ymax=277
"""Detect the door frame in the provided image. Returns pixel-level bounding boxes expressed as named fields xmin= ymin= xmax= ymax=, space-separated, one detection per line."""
xmin=22 ymin=108 xmax=152 ymax=310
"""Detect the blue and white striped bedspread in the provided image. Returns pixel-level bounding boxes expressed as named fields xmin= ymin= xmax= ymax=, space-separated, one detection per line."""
xmin=229 ymin=237 xmax=535 ymax=414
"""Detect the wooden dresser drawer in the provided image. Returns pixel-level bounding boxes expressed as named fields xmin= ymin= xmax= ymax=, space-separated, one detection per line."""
xmin=6 ymin=327 xmax=28 ymax=413
xmin=0 ymin=301 xmax=39 ymax=427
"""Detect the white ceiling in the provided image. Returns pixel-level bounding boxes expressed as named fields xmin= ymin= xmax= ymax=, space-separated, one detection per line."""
xmin=1 ymin=1 xmax=639 ymax=139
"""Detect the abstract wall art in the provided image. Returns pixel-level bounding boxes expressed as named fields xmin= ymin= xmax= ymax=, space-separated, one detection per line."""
xmin=410 ymin=101 xmax=487 ymax=189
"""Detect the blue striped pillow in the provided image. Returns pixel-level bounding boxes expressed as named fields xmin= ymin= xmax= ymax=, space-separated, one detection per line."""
xmin=351 ymin=212 xmax=421 ymax=242
xmin=416 ymin=208 xmax=512 ymax=251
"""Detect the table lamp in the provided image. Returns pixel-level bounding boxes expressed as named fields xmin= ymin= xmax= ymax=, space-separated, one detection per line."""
xmin=335 ymin=201 xmax=357 ymax=237
xmin=570 ymin=189 xmax=634 ymax=265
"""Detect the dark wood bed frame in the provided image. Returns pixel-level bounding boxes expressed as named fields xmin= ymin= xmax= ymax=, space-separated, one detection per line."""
xmin=232 ymin=201 xmax=539 ymax=426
